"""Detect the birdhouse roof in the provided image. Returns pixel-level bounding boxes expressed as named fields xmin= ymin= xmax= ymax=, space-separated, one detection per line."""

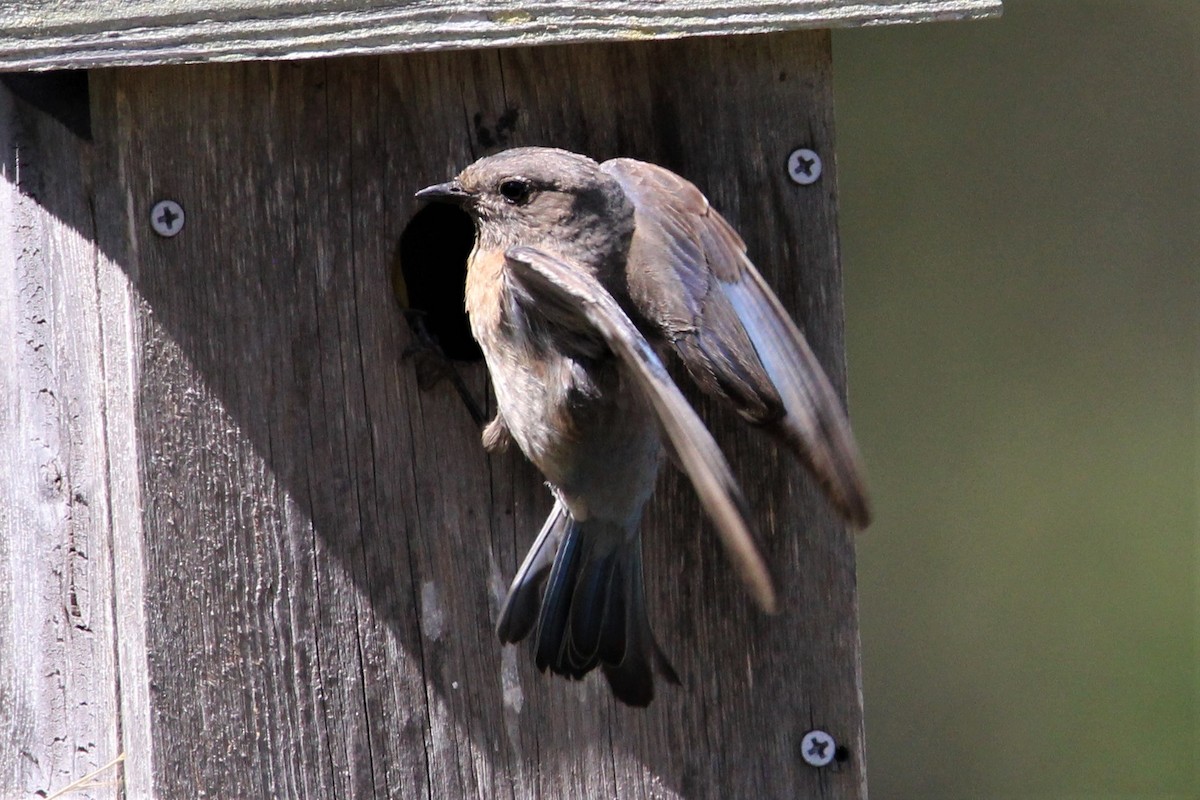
xmin=1 ymin=0 xmax=999 ymax=72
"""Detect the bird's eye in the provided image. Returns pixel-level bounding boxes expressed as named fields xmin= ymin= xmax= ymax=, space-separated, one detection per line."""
xmin=499 ymin=178 xmax=532 ymax=204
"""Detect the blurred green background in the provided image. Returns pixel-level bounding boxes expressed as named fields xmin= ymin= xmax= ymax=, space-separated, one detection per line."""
xmin=832 ymin=2 xmax=1197 ymax=797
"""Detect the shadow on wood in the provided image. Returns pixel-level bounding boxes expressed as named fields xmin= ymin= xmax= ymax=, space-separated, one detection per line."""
xmin=2 ymin=32 xmax=865 ymax=798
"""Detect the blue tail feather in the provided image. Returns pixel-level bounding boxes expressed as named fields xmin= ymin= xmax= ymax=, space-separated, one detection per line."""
xmin=498 ymin=506 xmax=678 ymax=706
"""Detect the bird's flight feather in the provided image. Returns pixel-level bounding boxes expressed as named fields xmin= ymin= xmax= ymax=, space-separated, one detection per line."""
xmin=504 ymin=245 xmax=778 ymax=613
xmin=601 ymin=158 xmax=871 ymax=526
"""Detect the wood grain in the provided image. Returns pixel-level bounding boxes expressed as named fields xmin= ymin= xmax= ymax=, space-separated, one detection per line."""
xmin=0 ymin=0 xmax=1001 ymax=72
xmin=0 ymin=82 xmax=144 ymax=800
xmin=4 ymin=30 xmax=868 ymax=798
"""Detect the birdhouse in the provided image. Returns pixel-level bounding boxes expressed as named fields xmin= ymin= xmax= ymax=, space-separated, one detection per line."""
xmin=0 ymin=2 xmax=998 ymax=797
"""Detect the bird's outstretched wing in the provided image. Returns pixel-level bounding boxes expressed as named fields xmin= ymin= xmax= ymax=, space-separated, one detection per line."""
xmin=601 ymin=158 xmax=871 ymax=527
xmin=504 ymin=245 xmax=777 ymax=613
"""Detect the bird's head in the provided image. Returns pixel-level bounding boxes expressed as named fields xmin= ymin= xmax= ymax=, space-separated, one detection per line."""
xmin=416 ymin=147 xmax=634 ymax=258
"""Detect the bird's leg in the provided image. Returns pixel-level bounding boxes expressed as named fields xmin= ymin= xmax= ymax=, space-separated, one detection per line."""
xmin=481 ymin=413 xmax=512 ymax=453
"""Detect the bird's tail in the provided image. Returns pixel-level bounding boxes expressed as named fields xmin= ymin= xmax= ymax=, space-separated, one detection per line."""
xmin=496 ymin=501 xmax=679 ymax=706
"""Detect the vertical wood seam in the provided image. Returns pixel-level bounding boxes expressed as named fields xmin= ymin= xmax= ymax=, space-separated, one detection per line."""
xmin=334 ymin=59 xmax=386 ymax=800
xmin=86 ymin=186 xmax=132 ymax=799
xmin=398 ymin=384 xmax=438 ymax=800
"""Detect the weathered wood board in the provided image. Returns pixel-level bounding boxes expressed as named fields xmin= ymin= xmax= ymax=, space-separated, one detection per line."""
xmin=2 ymin=30 xmax=866 ymax=798
xmin=0 ymin=84 xmax=134 ymax=800
xmin=0 ymin=0 xmax=1001 ymax=71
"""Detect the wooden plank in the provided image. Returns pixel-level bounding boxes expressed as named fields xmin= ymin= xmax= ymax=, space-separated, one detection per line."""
xmin=0 ymin=0 xmax=1001 ymax=71
xmin=0 ymin=82 xmax=151 ymax=799
xmin=4 ymin=29 xmax=867 ymax=798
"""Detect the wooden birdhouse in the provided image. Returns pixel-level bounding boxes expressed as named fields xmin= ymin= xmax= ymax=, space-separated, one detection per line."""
xmin=1 ymin=2 xmax=998 ymax=797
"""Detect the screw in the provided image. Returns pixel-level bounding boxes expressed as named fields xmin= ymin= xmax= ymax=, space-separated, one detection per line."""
xmin=800 ymin=729 xmax=836 ymax=767
xmin=787 ymin=148 xmax=822 ymax=186
xmin=150 ymin=199 xmax=185 ymax=237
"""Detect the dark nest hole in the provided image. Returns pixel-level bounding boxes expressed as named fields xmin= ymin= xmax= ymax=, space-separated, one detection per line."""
xmin=395 ymin=202 xmax=481 ymax=362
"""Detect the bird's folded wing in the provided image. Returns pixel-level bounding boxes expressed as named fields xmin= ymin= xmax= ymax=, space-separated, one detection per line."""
xmin=504 ymin=245 xmax=777 ymax=613
xmin=601 ymin=158 xmax=871 ymax=527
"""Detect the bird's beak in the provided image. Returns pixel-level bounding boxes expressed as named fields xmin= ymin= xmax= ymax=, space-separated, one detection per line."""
xmin=415 ymin=180 xmax=473 ymax=205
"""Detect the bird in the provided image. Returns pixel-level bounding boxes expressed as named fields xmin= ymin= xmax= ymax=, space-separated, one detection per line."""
xmin=415 ymin=147 xmax=870 ymax=706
